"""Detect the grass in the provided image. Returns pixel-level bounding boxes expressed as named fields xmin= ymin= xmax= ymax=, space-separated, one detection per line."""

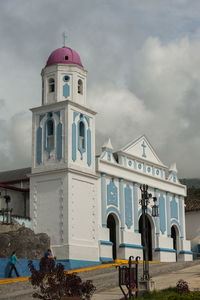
xmin=137 ymin=287 xmax=200 ymax=299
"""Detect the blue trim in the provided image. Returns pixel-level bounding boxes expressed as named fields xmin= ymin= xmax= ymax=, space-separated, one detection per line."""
xmin=141 ymin=141 xmax=147 ymax=158
xmin=107 ymin=179 xmax=118 ymax=206
xmin=36 ymin=126 xmax=42 ymax=164
xmin=179 ymin=250 xmax=193 ymax=255
xmin=178 ymin=195 xmax=184 ymax=239
xmin=57 ymin=122 xmax=62 ymax=161
xmin=101 ymin=173 xmax=107 ymax=227
xmin=56 ymin=259 xmax=101 ymax=270
xmin=119 ymin=178 xmax=125 ymax=230
xmin=134 ymin=160 xmax=137 ymax=169
xmin=73 ymin=111 xmax=79 ymax=121
xmin=100 ymin=240 xmax=113 ymax=246
xmin=39 ymin=114 xmax=45 ymax=123
xmin=78 ymin=118 xmax=86 ymax=160
xmin=44 ymin=117 xmax=55 ymax=158
xmin=133 ymin=182 xmax=138 ymax=232
xmin=100 ymin=257 xmax=114 ymax=262
xmin=0 ymin=258 xmax=102 ymax=278
xmin=63 ymin=83 xmax=70 ymax=98
xmin=125 ymin=184 xmax=133 ymax=229
xmin=143 ymin=162 xmax=146 ymax=173
xmin=72 ymin=122 xmax=76 ymax=162
xmin=166 ymin=192 xmax=171 ymax=237
xmin=171 ymin=219 xmax=181 ymax=235
xmin=84 ymin=115 xmax=90 ymax=127
xmin=171 ymin=195 xmax=178 ymax=219
xmin=155 ymin=248 xmax=176 ymax=253
xmin=87 ymin=128 xmax=91 ymax=166
xmin=119 ymin=243 xmax=143 ymax=249
xmin=159 ymin=194 xmax=166 ymax=234
xmin=106 ymin=207 xmax=121 ymax=221
xmin=152 ymin=166 xmax=155 ymax=176
xmin=54 ymin=111 xmax=60 ymax=120
xmin=63 ymin=75 xmax=70 ymax=82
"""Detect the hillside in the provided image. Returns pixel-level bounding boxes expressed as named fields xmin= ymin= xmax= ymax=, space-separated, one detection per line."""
xmin=180 ymin=178 xmax=200 ymax=212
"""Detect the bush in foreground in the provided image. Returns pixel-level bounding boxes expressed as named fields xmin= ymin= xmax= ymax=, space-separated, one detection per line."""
xmin=28 ymin=257 xmax=96 ymax=300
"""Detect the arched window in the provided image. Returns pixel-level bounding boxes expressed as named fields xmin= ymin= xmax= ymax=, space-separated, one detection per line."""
xmin=78 ymin=79 xmax=83 ymax=94
xmin=79 ymin=121 xmax=85 ymax=149
xmin=46 ymin=119 xmax=54 ymax=149
xmin=48 ymin=78 xmax=55 ymax=93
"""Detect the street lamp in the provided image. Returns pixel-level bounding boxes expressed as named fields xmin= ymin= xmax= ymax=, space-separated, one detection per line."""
xmin=139 ymin=184 xmax=159 ymax=281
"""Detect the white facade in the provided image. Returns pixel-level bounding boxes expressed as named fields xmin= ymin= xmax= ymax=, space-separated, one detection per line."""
xmin=30 ymin=46 xmax=192 ymax=267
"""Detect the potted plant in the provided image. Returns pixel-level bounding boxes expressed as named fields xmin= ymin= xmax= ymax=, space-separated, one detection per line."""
xmin=28 ymin=257 xmax=96 ymax=299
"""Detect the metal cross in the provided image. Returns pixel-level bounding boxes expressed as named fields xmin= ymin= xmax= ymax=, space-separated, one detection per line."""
xmin=141 ymin=141 xmax=147 ymax=158
xmin=62 ymin=32 xmax=68 ymax=46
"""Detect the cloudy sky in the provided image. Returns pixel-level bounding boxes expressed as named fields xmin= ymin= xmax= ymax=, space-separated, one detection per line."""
xmin=0 ymin=0 xmax=200 ymax=178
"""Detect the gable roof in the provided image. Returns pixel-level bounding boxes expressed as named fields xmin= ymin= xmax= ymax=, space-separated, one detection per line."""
xmin=120 ymin=135 xmax=166 ymax=167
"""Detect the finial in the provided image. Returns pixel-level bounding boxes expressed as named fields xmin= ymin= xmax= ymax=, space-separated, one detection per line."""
xmin=62 ymin=32 xmax=68 ymax=47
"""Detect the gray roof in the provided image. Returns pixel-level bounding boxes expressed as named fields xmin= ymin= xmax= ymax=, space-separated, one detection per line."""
xmin=0 ymin=167 xmax=31 ymax=183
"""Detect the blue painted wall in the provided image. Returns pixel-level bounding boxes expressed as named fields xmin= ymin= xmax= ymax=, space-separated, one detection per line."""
xmin=0 ymin=258 xmax=101 ymax=278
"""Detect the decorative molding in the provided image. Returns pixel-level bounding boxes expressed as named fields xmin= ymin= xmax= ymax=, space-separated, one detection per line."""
xmin=101 ymin=173 xmax=107 ymax=227
xmin=59 ymin=179 xmax=64 ymax=243
xmin=106 ymin=206 xmax=121 ymax=221
xmin=63 ymin=83 xmax=70 ymax=98
xmin=119 ymin=178 xmax=125 ymax=230
xmin=159 ymin=194 xmax=166 ymax=234
xmin=87 ymin=128 xmax=91 ymax=166
xmin=72 ymin=121 xmax=76 ymax=162
xmin=125 ymin=184 xmax=133 ymax=229
xmin=133 ymin=182 xmax=139 ymax=233
xmin=100 ymin=240 xmax=113 ymax=246
xmin=36 ymin=126 xmax=42 ymax=165
xmin=107 ymin=179 xmax=118 ymax=207
xmin=155 ymin=248 xmax=176 ymax=253
xmin=166 ymin=191 xmax=171 ymax=237
xmin=179 ymin=250 xmax=193 ymax=255
xmin=119 ymin=243 xmax=143 ymax=249
xmin=170 ymin=195 xmax=178 ymax=219
xmin=33 ymin=184 xmax=37 ymax=231
xmin=57 ymin=122 xmax=62 ymax=161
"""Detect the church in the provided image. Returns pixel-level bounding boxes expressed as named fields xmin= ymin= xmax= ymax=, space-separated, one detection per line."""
xmin=0 ymin=45 xmax=193 ymax=268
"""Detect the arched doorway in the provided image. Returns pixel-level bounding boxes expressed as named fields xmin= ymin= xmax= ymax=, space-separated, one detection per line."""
xmin=171 ymin=225 xmax=178 ymax=261
xmin=139 ymin=214 xmax=152 ymax=261
xmin=107 ymin=214 xmax=117 ymax=260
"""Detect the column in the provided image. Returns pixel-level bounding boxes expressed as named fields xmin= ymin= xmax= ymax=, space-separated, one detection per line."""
xmin=101 ymin=173 xmax=107 ymax=228
xmin=119 ymin=178 xmax=125 ymax=230
xmin=166 ymin=191 xmax=171 ymax=237
xmin=178 ymin=195 xmax=184 ymax=239
xmin=154 ymin=188 xmax=160 ymax=236
xmin=133 ymin=182 xmax=139 ymax=233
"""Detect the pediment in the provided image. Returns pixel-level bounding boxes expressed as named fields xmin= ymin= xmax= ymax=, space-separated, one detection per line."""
xmin=121 ymin=135 xmax=165 ymax=166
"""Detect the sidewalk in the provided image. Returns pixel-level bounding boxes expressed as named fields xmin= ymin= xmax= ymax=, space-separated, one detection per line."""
xmin=92 ymin=263 xmax=200 ymax=299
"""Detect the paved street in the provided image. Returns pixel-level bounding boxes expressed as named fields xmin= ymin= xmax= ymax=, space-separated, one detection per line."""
xmin=1 ymin=262 xmax=200 ymax=299
xmin=92 ymin=262 xmax=200 ymax=300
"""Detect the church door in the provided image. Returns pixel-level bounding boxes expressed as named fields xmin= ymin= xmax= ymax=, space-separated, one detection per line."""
xmin=171 ymin=226 xmax=177 ymax=261
xmin=139 ymin=215 xmax=152 ymax=261
xmin=107 ymin=214 xmax=117 ymax=260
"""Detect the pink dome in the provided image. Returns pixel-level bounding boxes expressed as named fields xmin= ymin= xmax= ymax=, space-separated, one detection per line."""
xmin=46 ymin=46 xmax=83 ymax=68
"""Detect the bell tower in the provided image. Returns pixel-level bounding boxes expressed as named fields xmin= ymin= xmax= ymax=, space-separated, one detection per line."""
xmin=30 ymin=45 xmax=98 ymax=265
